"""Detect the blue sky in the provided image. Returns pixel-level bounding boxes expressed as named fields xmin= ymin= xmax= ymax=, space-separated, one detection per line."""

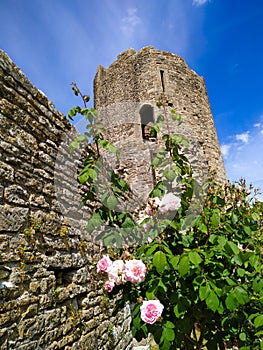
xmin=1 ymin=0 xmax=263 ymax=195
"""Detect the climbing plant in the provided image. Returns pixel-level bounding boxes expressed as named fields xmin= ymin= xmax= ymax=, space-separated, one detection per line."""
xmin=69 ymin=83 xmax=263 ymax=350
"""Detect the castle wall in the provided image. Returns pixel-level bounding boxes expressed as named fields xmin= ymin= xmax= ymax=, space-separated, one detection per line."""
xmin=0 ymin=50 xmax=133 ymax=350
xmin=94 ymin=46 xmax=226 ymax=192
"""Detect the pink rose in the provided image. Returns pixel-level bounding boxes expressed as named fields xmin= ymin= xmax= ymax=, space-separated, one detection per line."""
xmin=140 ymin=300 xmax=164 ymax=324
xmin=159 ymin=193 xmax=180 ymax=214
xmin=105 ymin=280 xmax=115 ymax=292
xmin=124 ymin=259 xmax=146 ymax=283
xmin=97 ymin=255 xmax=113 ymax=273
xmin=108 ymin=260 xmax=126 ymax=285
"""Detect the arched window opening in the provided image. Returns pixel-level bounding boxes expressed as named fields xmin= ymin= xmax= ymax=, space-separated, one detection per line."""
xmin=140 ymin=104 xmax=155 ymax=141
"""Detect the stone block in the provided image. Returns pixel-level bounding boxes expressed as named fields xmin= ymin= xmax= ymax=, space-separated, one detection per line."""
xmin=0 ymin=160 xmax=14 ymax=182
xmin=4 ymin=184 xmax=28 ymax=205
xmin=0 ymin=205 xmax=28 ymax=231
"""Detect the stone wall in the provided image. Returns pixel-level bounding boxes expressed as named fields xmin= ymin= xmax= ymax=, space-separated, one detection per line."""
xmin=0 ymin=50 xmax=133 ymax=350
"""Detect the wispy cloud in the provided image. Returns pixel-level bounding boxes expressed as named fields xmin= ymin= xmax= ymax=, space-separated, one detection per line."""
xmin=192 ymin=0 xmax=210 ymax=6
xmin=235 ymin=131 xmax=249 ymax=144
xmin=222 ymin=118 xmax=263 ymax=197
xmin=120 ymin=8 xmax=141 ymax=36
xmin=221 ymin=144 xmax=231 ymax=158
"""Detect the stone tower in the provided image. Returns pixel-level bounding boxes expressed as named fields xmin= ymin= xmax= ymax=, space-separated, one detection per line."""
xmin=94 ymin=46 xmax=226 ymax=201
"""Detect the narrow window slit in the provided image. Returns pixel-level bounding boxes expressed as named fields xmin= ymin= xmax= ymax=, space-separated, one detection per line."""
xmin=160 ymin=70 xmax=165 ymax=92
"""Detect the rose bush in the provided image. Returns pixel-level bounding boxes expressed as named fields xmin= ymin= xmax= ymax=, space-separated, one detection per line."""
xmin=69 ymin=86 xmax=263 ymax=349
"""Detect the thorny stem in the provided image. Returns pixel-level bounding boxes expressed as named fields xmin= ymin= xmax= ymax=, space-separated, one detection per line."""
xmin=161 ymin=94 xmax=173 ymax=171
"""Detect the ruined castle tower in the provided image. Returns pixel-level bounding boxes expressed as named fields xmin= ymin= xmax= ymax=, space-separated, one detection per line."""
xmin=94 ymin=46 xmax=226 ymax=200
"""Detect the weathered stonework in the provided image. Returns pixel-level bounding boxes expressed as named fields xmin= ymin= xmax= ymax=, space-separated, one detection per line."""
xmin=0 ymin=50 xmax=133 ymax=350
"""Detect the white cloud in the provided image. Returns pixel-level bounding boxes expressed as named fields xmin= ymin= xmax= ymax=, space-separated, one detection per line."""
xmin=192 ymin=0 xmax=210 ymax=6
xmin=222 ymin=120 xmax=263 ymax=199
xmin=120 ymin=8 xmax=141 ymax=35
xmin=254 ymin=122 xmax=261 ymax=128
xmin=235 ymin=131 xmax=249 ymax=144
xmin=221 ymin=144 xmax=231 ymax=158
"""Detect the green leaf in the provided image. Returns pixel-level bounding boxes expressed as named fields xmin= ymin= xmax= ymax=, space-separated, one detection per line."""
xmin=231 ymin=213 xmax=238 ymax=224
xmin=163 ymin=168 xmax=176 ymax=181
xmin=87 ymin=212 xmax=103 ymax=232
xmin=170 ymin=255 xmax=180 ymax=269
xmin=178 ymin=254 xmax=189 ymax=277
xmin=85 ymin=108 xmax=97 ymax=122
xmin=162 ymin=327 xmax=175 ymax=341
xmin=255 ymin=330 xmax=263 ymax=338
xmin=225 ymin=286 xmax=249 ymax=311
xmin=237 ymin=268 xmax=245 ymax=277
xmin=235 ymin=286 xmax=249 ymax=305
xmin=181 ymin=137 xmax=188 ymax=147
xmin=107 ymin=143 xmax=118 ymax=154
xmin=156 ymin=114 xmax=165 ymax=122
xmin=145 ymin=244 xmax=159 ymax=257
xmin=158 ymin=279 xmax=168 ymax=293
xmin=189 ymin=251 xmax=202 ymax=266
xmin=107 ymin=196 xmax=118 ymax=210
xmin=153 ymin=251 xmax=167 ymax=274
xmin=159 ymin=339 xmax=171 ymax=350
xmin=254 ymin=315 xmax=263 ymax=329
xmin=218 ymin=236 xmax=227 ymax=247
xmin=103 ymin=233 xmax=118 ymax=246
xmin=165 ymin=321 xmax=175 ymax=329
xmin=253 ymin=277 xmax=263 ymax=293
xmin=205 ymin=290 xmax=219 ymax=312
xmin=162 ymin=243 xmax=174 ymax=257
xmin=199 ymin=223 xmax=208 ymax=234
xmin=239 ymin=332 xmax=246 ymax=341
xmin=225 ymin=277 xmax=236 ymax=286
xmin=251 ymin=212 xmax=260 ymax=221
xmin=243 ymin=226 xmax=251 ymax=235
xmin=226 ymin=241 xmax=240 ymax=255
xmin=211 ymin=211 xmax=220 ymax=227
xmin=121 ymin=217 xmax=135 ymax=228
xmin=225 ymin=290 xmax=239 ymax=311
xmin=79 ymin=167 xmax=97 ymax=184
xmin=199 ymin=284 xmax=211 ymax=301
xmin=69 ymin=134 xmax=87 ymax=152
xmin=68 ymin=105 xmax=81 ymax=119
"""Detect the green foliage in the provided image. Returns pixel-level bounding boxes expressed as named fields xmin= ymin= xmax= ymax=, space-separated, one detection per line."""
xmin=127 ymin=180 xmax=262 ymax=349
xmin=23 ymin=214 xmax=42 ymax=236
xmin=70 ymin=87 xmax=263 ymax=349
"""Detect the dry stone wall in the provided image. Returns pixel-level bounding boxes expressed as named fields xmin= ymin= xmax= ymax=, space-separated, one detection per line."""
xmin=0 ymin=50 xmax=133 ymax=350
